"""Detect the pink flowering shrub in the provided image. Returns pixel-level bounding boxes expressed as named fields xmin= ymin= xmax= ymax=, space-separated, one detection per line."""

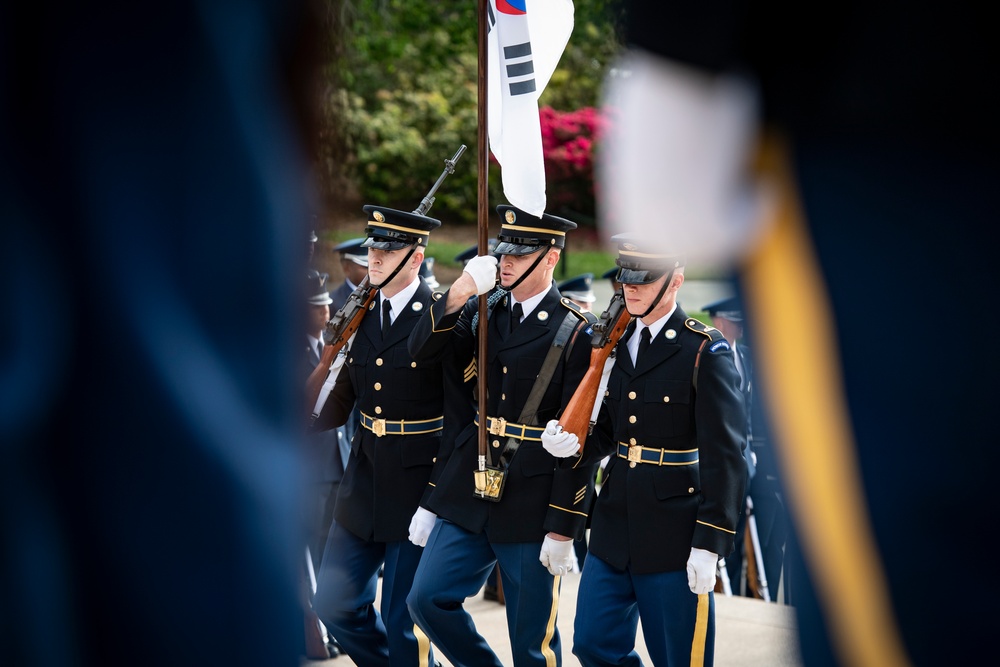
xmin=490 ymin=106 xmax=607 ymax=226
xmin=540 ymin=106 xmax=607 ymax=224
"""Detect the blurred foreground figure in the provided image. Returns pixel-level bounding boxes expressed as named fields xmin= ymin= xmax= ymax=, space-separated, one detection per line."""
xmin=600 ymin=2 xmax=999 ymax=665
xmin=1 ymin=2 xmax=318 ymax=666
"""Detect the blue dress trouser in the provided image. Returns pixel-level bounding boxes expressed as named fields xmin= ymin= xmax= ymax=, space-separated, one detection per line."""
xmin=407 ymin=518 xmax=564 ymax=667
xmin=573 ymin=555 xmax=715 ymax=667
xmin=312 ymin=520 xmax=432 ymax=667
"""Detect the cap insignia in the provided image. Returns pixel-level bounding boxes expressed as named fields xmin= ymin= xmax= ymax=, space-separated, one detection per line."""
xmin=505 ymin=210 xmax=516 ymax=223
xmin=373 ymin=211 xmax=385 ymax=222
xmin=622 ymin=243 xmax=637 ymax=251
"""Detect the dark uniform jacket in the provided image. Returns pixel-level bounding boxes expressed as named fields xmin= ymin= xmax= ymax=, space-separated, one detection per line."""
xmin=408 ymin=284 xmax=598 ymax=543
xmin=313 ymin=280 xmax=446 ymax=543
xmin=584 ymin=308 xmax=747 ymax=574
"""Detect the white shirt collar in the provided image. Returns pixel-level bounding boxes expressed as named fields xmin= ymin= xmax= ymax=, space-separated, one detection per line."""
xmin=509 ymin=288 xmax=548 ymax=322
xmin=381 ymin=275 xmax=421 ymax=324
xmin=628 ymin=304 xmax=678 ymax=363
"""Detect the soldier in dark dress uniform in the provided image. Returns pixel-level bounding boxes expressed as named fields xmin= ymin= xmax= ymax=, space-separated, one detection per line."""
xmin=703 ymin=296 xmax=787 ymax=602
xmin=405 ymin=205 xmax=599 ymax=667
xmin=311 ymin=206 xmax=445 ymax=667
xmin=544 ymin=234 xmax=746 ymax=667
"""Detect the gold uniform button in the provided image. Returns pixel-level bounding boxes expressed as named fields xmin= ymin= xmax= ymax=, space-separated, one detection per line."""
xmin=663 ymin=396 xmax=670 ymax=403
xmin=503 ymin=366 xmax=508 ymax=374
xmin=604 ymin=390 xmax=610 ymax=397
xmin=501 ymin=393 xmax=506 ymax=400
xmin=628 ymin=391 xmax=636 ymax=400
xmin=492 ymin=439 xmax=500 ymax=448
xmin=629 ymin=415 xmax=637 ymax=424
xmin=411 ymin=362 xmax=417 ymax=368
xmin=376 ymin=358 xmax=383 ymax=366
xmin=688 ymin=487 xmax=695 ymax=494
xmin=629 ymin=462 xmax=637 ymax=468
xmin=629 ymin=438 xmax=636 ymax=445
xmin=432 ymin=457 xmax=437 ymax=463
xmin=374 ymin=382 xmax=382 ymax=391
xmin=374 ymin=406 xmax=382 ymax=415
xmin=348 ymin=357 xmax=353 ymax=364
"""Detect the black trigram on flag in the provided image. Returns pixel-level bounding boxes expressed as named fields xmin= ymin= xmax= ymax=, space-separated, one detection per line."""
xmin=503 ymin=43 xmax=536 ymax=96
xmin=487 ymin=0 xmax=537 ymax=97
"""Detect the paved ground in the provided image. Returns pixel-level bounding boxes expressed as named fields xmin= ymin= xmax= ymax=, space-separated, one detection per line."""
xmin=304 ymin=571 xmax=802 ymax=667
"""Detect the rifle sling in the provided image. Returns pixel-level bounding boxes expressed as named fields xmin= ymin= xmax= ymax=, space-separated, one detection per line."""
xmin=489 ymin=311 xmax=580 ymax=469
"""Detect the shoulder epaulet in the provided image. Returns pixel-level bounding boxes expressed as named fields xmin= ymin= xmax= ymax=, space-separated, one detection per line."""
xmin=684 ymin=317 xmax=731 ymax=353
xmin=432 ymin=291 xmax=444 ymax=301
xmin=560 ymin=297 xmax=598 ymax=325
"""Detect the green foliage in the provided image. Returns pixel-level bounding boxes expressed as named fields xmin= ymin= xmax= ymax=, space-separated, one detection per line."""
xmin=321 ymin=0 xmax=624 ymax=224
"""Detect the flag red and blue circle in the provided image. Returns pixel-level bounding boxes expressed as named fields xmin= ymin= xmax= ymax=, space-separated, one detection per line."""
xmin=496 ymin=0 xmax=527 ymax=15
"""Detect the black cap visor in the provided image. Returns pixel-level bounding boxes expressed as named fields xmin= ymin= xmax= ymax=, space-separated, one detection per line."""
xmin=362 ymin=228 xmax=419 ymax=251
xmin=616 ymin=265 xmax=667 ymax=286
xmin=495 ymin=240 xmax=546 ymax=256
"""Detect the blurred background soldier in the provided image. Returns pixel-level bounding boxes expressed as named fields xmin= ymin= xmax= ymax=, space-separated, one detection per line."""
xmin=407 ymin=205 xmax=598 ymax=667
xmin=419 ymin=257 xmax=440 ymax=290
xmin=601 ymin=267 xmax=622 ymax=295
xmin=329 ymin=237 xmax=370 ymax=312
xmin=302 ymin=269 xmax=348 ymax=659
xmin=311 ymin=206 xmax=445 ymax=667
xmin=557 ymin=273 xmax=597 ymax=313
xmin=544 ymin=234 xmax=747 ymax=667
xmin=703 ymin=295 xmax=788 ymax=603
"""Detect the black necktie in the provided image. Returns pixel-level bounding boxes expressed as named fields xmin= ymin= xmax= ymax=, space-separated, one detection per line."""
xmin=316 ymin=340 xmax=324 ymax=359
xmin=510 ymin=302 xmax=523 ymax=333
xmin=381 ymin=299 xmax=392 ymax=338
xmin=637 ymin=326 xmax=651 ymax=363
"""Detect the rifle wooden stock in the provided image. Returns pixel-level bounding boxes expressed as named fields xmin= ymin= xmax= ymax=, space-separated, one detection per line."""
xmin=558 ymin=294 xmax=631 ymax=453
xmin=305 ymin=277 xmax=377 ymax=417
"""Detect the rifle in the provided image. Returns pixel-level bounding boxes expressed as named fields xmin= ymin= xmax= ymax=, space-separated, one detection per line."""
xmin=556 ymin=292 xmax=631 ymax=453
xmin=301 ymin=546 xmax=330 ymax=659
xmin=306 ymin=145 xmax=467 ymax=419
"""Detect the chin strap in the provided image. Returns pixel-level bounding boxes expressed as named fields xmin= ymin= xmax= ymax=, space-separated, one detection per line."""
xmin=503 ymin=247 xmax=549 ymax=293
xmin=633 ymin=269 xmax=675 ymax=319
xmin=369 ymin=245 xmax=418 ymax=290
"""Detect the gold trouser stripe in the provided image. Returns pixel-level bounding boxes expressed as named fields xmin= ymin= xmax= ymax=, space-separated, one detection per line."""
xmin=744 ymin=134 xmax=910 ymax=666
xmin=414 ymin=624 xmax=430 ymax=667
xmin=689 ymin=593 xmax=709 ymax=667
xmin=540 ymin=574 xmax=560 ymax=667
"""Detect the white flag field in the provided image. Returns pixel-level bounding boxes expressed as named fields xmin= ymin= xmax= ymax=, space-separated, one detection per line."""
xmin=487 ymin=0 xmax=574 ymax=217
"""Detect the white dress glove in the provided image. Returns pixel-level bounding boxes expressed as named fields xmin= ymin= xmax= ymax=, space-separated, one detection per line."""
xmin=408 ymin=507 xmax=437 ymax=547
xmin=463 ymin=255 xmax=499 ymax=295
xmin=541 ymin=419 xmax=580 ymax=458
xmin=686 ymin=547 xmax=720 ymax=595
xmin=539 ymin=534 xmax=575 ymax=576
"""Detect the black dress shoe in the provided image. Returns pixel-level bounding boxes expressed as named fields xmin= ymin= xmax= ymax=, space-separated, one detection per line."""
xmin=325 ymin=638 xmax=343 ymax=658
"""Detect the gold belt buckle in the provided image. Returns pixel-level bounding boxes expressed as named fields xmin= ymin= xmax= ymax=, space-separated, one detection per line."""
xmin=372 ymin=418 xmax=387 ymax=438
xmin=627 ymin=445 xmax=642 ymax=463
xmin=488 ymin=416 xmax=506 ymax=436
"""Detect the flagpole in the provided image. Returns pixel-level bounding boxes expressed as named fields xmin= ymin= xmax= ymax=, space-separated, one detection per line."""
xmin=476 ymin=0 xmax=489 ymax=485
